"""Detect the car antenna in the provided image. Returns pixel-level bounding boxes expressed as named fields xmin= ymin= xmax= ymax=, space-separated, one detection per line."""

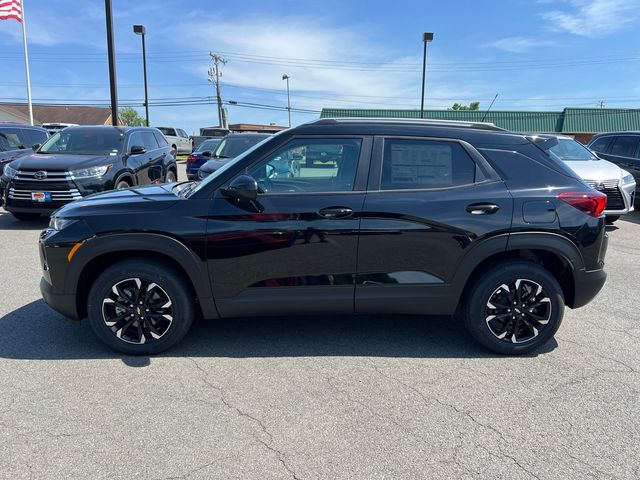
xmin=481 ymin=94 xmax=499 ymax=122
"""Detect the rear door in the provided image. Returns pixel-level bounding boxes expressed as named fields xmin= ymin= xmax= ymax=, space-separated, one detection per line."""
xmin=355 ymin=136 xmax=513 ymax=315
xmin=600 ymin=135 xmax=640 ymax=176
xmin=206 ymin=136 xmax=372 ymax=318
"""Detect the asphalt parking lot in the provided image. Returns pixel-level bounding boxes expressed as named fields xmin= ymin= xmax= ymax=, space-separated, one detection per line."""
xmin=0 ymin=164 xmax=638 ymax=479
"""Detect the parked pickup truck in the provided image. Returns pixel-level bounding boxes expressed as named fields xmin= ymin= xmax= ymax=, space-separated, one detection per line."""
xmin=157 ymin=127 xmax=192 ymax=155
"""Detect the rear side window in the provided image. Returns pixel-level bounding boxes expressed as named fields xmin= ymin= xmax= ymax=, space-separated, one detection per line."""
xmin=609 ymin=136 xmax=640 ymax=158
xmin=589 ymin=136 xmax=611 ymax=153
xmin=381 ymin=139 xmax=475 ymax=190
xmin=141 ymin=131 xmax=159 ymax=150
xmin=22 ymin=128 xmax=48 ymax=147
xmin=154 ymin=131 xmax=169 ymax=147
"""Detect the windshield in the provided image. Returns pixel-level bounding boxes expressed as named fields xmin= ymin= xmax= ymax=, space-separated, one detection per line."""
xmin=548 ymin=138 xmax=598 ymax=162
xmin=186 ymin=135 xmax=273 ymax=197
xmin=214 ymin=135 xmax=269 ymax=158
xmin=195 ymin=139 xmax=221 ymax=152
xmin=39 ymin=128 xmax=124 ymax=155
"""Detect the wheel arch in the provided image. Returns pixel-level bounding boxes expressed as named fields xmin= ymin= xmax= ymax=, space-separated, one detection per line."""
xmin=68 ymin=233 xmax=218 ymax=320
xmin=453 ymin=232 xmax=582 ymax=311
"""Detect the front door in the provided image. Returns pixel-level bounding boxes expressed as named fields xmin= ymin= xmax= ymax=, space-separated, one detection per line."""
xmin=206 ymin=136 xmax=371 ymax=318
xmin=355 ymin=136 xmax=513 ymax=315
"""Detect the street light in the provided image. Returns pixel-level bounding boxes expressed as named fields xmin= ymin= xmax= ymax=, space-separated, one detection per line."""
xmin=420 ymin=32 xmax=434 ymax=119
xmin=282 ymin=74 xmax=291 ymax=127
xmin=133 ymin=24 xmax=149 ymax=126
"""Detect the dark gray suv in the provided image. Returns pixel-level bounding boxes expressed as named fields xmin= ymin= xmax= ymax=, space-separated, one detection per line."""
xmin=587 ymin=132 xmax=640 ymax=190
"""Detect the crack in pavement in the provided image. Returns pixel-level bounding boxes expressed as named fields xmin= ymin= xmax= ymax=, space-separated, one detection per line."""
xmin=186 ymin=358 xmax=301 ymax=480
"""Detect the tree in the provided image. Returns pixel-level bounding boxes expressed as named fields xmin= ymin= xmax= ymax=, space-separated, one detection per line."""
xmin=450 ymin=101 xmax=480 ymax=111
xmin=119 ymin=107 xmax=146 ymax=126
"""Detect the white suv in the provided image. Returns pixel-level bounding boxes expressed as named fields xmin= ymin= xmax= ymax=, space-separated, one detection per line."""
xmin=157 ymin=127 xmax=192 ymax=155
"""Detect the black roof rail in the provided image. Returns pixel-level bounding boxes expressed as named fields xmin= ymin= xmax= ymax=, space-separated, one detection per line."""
xmin=308 ymin=117 xmax=507 ymax=131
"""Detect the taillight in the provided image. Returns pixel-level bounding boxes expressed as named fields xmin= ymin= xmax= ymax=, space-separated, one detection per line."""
xmin=186 ymin=154 xmax=197 ymax=163
xmin=557 ymin=191 xmax=607 ymax=217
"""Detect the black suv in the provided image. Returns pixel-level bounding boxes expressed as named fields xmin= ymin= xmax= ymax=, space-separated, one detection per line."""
xmin=587 ymin=132 xmax=640 ymax=189
xmin=0 ymin=123 xmax=49 ymax=176
xmin=39 ymin=119 xmax=608 ymax=355
xmin=1 ymin=125 xmax=177 ymax=220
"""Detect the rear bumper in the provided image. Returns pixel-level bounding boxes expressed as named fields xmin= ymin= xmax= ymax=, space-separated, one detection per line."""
xmin=571 ymin=268 xmax=607 ymax=309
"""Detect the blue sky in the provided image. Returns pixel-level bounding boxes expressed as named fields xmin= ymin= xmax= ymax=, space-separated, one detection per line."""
xmin=1 ymin=0 xmax=639 ymax=134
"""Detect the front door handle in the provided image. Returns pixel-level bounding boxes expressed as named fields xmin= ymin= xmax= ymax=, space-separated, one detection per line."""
xmin=466 ymin=203 xmax=500 ymax=215
xmin=318 ymin=206 xmax=353 ymax=218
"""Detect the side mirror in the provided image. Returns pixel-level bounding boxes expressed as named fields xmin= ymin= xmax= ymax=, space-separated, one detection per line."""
xmin=202 ymin=151 xmax=212 ymax=158
xmin=32 ymin=143 xmax=41 ymax=151
xmin=130 ymin=145 xmax=146 ymax=155
xmin=221 ymin=175 xmax=258 ymax=201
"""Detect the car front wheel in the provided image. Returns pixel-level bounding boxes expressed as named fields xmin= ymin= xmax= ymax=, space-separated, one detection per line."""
xmin=464 ymin=261 xmax=564 ymax=355
xmin=86 ymin=260 xmax=195 ymax=355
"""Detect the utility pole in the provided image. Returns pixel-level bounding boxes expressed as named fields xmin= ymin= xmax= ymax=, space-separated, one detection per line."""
xmin=105 ymin=0 xmax=118 ymax=126
xmin=208 ymin=52 xmax=227 ymax=128
xmin=597 ymin=100 xmax=605 ymax=109
xmin=282 ymin=74 xmax=291 ymax=127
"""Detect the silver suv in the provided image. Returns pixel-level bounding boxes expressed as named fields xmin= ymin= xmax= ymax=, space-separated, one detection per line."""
xmin=543 ymin=134 xmax=635 ymax=222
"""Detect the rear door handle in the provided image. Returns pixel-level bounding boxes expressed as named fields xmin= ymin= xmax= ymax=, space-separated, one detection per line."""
xmin=466 ymin=203 xmax=500 ymax=215
xmin=318 ymin=207 xmax=353 ymax=218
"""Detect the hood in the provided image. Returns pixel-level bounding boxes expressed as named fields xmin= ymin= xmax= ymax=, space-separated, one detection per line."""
xmin=201 ymin=158 xmax=230 ymax=173
xmin=563 ymin=158 xmax=622 ymax=181
xmin=0 ymin=148 xmax=33 ymax=164
xmin=8 ymin=152 xmax=114 ymax=171
xmin=55 ymin=183 xmax=179 ymax=217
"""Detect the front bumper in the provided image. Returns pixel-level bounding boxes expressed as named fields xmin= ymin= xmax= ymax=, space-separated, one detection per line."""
xmin=40 ymin=276 xmax=79 ymax=320
xmin=603 ymin=182 xmax=635 ymax=216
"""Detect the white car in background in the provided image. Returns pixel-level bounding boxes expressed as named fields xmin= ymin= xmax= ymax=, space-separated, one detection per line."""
xmin=543 ymin=134 xmax=636 ymax=223
xmin=157 ymin=127 xmax=192 ymax=155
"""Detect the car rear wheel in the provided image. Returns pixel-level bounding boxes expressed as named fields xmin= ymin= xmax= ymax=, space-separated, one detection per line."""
xmin=11 ymin=212 xmax=41 ymax=221
xmin=86 ymin=260 xmax=195 ymax=355
xmin=464 ymin=261 xmax=564 ymax=355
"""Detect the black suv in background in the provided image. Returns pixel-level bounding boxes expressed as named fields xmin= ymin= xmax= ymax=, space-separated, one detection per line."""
xmin=588 ymin=132 xmax=640 ymax=189
xmin=39 ymin=119 xmax=608 ymax=356
xmin=0 ymin=123 xmax=49 ymax=176
xmin=1 ymin=125 xmax=177 ymax=220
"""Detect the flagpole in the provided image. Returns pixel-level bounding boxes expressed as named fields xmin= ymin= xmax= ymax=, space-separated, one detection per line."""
xmin=19 ymin=0 xmax=33 ymax=125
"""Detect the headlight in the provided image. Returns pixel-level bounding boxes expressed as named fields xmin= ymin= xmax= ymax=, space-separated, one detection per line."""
xmin=49 ymin=216 xmax=76 ymax=230
xmin=621 ymin=171 xmax=635 ymax=185
xmin=3 ymin=164 xmax=17 ymax=179
xmin=70 ymin=164 xmax=112 ymax=179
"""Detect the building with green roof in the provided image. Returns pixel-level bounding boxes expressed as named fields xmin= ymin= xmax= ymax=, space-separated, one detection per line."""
xmin=319 ymin=107 xmax=640 ymax=143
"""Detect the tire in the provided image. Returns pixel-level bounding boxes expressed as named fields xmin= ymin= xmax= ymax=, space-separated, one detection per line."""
xmin=165 ymin=169 xmax=177 ymax=183
xmin=606 ymin=215 xmax=619 ymax=224
xmin=86 ymin=259 xmax=195 ymax=355
xmin=464 ymin=261 xmax=564 ymax=355
xmin=115 ymin=178 xmax=131 ymax=190
xmin=11 ymin=212 xmax=41 ymax=221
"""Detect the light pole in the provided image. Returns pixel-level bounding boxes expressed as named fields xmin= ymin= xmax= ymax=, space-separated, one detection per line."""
xmin=133 ymin=24 xmax=149 ymax=126
xmin=282 ymin=74 xmax=291 ymax=127
xmin=420 ymin=32 xmax=434 ymax=119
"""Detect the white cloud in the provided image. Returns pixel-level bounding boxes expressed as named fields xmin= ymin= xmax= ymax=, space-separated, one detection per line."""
xmin=485 ymin=36 xmax=560 ymax=53
xmin=540 ymin=0 xmax=639 ymax=37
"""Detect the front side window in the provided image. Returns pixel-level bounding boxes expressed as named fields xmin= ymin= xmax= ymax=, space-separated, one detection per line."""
xmin=609 ymin=136 xmax=640 ymax=158
xmin=39 ymin=128 xmax=124 ymax=155
xmin=248 ymin=138 xmax=362 ymax=194
xmin=0 ymin=128 xmax=28 ymax=149
xmin=589 ymin=137 xmax=611 ymax=153
xmin=381 ymin=139 xmax=475 ymax=190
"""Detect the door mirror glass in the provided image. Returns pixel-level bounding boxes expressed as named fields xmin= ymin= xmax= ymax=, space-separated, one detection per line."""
xmin=32 ymin=143 xmax=41 ymax=151
xmin=222 ymin=175 xmax=259 ymax=201
xmin=202 ymin=151 xmax=212 ymax=158
xmin=130 ymin=145 xmax=146 ymax=155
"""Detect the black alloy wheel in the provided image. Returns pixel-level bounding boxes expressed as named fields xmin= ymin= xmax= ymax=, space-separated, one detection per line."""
xmin=102 ymin=277 xmax=174 ymax=345
xmin=484 ymin=279 xmax=552 ymax=344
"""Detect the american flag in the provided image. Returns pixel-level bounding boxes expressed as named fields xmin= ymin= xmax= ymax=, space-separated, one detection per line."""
xmin=0 ymin=0 xmax=23 ymax=23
